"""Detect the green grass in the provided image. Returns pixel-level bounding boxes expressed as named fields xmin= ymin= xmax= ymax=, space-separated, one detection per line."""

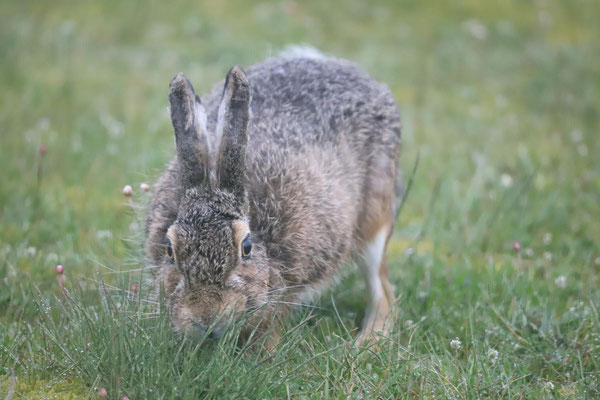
xmin=1 ymin=0 xmax=599 ymax=398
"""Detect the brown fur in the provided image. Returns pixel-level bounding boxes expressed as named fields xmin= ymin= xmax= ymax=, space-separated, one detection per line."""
xmin=145 ymin=56 xmax=402 ymax=344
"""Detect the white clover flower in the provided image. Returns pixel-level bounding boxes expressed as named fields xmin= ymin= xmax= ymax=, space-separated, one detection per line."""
xmin=450 ymin=338 xmax=462 ymax=351
xmin=404 ymin=320 xmax=415 ymax=329
xmin=554 ymin=275 xmax=567 ymax=288
xmin=487 ymin=348 xmax=499 ymax=365
xmin=140 ymin=183 xmax=151 ymax=192
xmin=543 ymin=252 xmax=553 ymax=261
xmin=405 ymin=247 xmax=414 ymax=256
xmin=543 ymin=381 xmax=554 ymax=391
xmin=570 ymin=129 xmax=583 ymax=143
xmin=96 ymin=230 xmax=113 ymax=240
xmin=543 ymin=232 xmax=552 ymax=245
xmin=500 ymin=173 xmax=513 ymax=188
xmin=524 ymin=248 xmax=534 ymax=257
xmin=462 ymin=19 xmax=488 ymax=40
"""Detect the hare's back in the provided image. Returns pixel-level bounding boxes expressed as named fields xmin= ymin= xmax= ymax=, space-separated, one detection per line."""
xmin=202 ymin=57 xmax=400 ymax=152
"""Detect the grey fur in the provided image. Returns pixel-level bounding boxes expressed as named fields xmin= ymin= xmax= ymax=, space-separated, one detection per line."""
xmin=146 ymin=57 xmax=402 ymax=342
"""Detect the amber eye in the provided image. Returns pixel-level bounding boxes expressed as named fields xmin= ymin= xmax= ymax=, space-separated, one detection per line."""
xmin=241 ymin=235 xmax=252 ymax=259
xmin=166 ymin=241 xmax=174 ymax=261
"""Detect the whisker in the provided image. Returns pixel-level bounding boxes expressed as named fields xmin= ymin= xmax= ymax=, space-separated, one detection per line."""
xmin=247 ymin=300 xmax=324 ymax=311
xmin=265 ymin=284 xmax=310 ymax=294
xmin=103 ymin=265 xmax=161 ymax=274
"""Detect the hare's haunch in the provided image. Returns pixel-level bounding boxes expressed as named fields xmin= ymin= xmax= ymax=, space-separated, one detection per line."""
xmin=145 ymin=56 xmax=402 ymax=345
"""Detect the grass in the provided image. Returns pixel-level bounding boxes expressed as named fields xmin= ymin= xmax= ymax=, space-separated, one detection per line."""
xmin=1 ymin=0 xmax=599 ymax=398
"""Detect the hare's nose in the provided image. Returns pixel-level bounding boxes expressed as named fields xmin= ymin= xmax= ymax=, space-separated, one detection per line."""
xmin=191 ymin=320 xmax=225 ymax=339
xmin=209 ymin=322 xmax=226 ymax=339
xmin=191 ymin=321 xmax=208 ymax=337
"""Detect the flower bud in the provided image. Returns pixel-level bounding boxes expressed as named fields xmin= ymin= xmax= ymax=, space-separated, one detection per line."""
xmin=122 ymin=185 xmax=133 ymax=197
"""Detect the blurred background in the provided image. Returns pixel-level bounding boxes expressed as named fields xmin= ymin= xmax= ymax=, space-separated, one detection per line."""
xmin=0 ymin=0 xmax=599 ymax=395
xmin=2 ymin=0 xmax=599 ymax=319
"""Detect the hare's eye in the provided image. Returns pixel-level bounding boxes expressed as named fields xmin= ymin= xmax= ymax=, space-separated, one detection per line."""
xmin=166 ymin=242 xmax=174 ymax=261
xmin=241 ymin=235 xmax=252 ymax=259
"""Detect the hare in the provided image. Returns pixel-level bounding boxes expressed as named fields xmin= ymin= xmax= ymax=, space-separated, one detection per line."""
xmin=145 ymin=55 xmax=402 ymax=345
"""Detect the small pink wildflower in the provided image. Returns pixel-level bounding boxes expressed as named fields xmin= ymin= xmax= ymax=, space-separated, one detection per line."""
xmin=98 ymin=387 xmax=108 ymax=397
xmin=122 ymin=185 xmax=133 ymax=197
xmin=56 ymin=265 xmax=65 ymax=292
xmin=39 ymin=144 xmax=48 ymax=155
xmin=140 ymin=183 xmax=151 ymax=192
xmin=131 ymin=284 xmax=138 ymax=293
xmin=123 ymin=396 xmax=130 ymax=400
xmin=513 ymin=241 xmax=521 ymax=253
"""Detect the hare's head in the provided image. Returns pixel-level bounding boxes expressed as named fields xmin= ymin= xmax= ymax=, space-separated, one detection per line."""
xmin=162 ymin=68 xmax=273 ymax=339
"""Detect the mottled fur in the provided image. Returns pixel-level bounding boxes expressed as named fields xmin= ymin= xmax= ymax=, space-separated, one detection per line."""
xmin=145 ymin=57 xmax=402 ymax=344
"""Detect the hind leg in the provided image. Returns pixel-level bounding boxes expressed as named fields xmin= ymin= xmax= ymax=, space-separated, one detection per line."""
xmin=356 ymin=225 xmax=395 ymax=345
xmin=379 ymin=258 xmax=396 ymax=307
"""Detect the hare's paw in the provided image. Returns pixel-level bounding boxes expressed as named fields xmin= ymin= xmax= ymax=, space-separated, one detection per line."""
xmin=356 ymin=226 xmax=396 ymax=347
xmin=355 ymin=299 xmax=393 ymax=347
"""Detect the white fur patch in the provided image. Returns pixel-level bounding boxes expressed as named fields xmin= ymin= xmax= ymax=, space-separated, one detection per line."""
xmin=227 ymin=273 xmax=245 ymax=289
xmin=214 ymin=95 xmax=227 ymax=153
xmin=294 ymin=280 xmax=332 ymax=305
xmin=175 ymin=278 xmax=184 ymax=293
xmin=195 ymin=102 xmax=208 ymax=143
xmin=279 ymin=44 xmax=325 ymax=60
xmin=359 ymin=227 xmax=388 ymax=304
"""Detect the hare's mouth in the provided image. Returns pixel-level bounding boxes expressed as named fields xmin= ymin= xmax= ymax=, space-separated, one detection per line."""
xmin=189 ymin=320 xmax=226 ymax=340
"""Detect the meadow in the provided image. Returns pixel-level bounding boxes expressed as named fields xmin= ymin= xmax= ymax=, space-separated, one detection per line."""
xmin=1 ymin=0 xmax=599 ymax=398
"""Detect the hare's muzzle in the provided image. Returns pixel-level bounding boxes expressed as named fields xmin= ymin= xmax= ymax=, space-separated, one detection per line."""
xmin=172 ymin=286 xmax=248 ymax=340
xmin=189 ymin=320 xmax=227 ymax=340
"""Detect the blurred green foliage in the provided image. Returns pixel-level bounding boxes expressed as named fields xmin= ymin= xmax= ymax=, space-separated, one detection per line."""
xmin=1 ymin=0 xmax=599 ymax=398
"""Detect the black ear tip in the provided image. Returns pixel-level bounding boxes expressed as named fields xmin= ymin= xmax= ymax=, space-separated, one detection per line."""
xmin=223 ymin=66 xmax=250 ymax=104
xmin=169 ymin=73 xmax=196 ymax=100
xmin=228 ymin=65 xmax=246 ymax=77
xmin=225 ymin=66 xmax=249 ymax=87
xmin=169 ymin=72 xmax=187 ymax=89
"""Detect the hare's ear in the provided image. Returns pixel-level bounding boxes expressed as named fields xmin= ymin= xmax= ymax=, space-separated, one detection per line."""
xmin=169 ymin=73 xmax=210 ymax=188
xmin=215 ymin=66 xmax=250 ymax=199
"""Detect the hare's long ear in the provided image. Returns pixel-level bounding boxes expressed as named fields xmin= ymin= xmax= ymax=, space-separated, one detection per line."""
xmin=215 ymin=66 xmax=250 ymax=199
xmin=169 ymin=73 xmax=210 ymax=188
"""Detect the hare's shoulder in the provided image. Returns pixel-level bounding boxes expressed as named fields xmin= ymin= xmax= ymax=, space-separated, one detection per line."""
xmin=245 ymin=145 xmax=359 ymax=284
